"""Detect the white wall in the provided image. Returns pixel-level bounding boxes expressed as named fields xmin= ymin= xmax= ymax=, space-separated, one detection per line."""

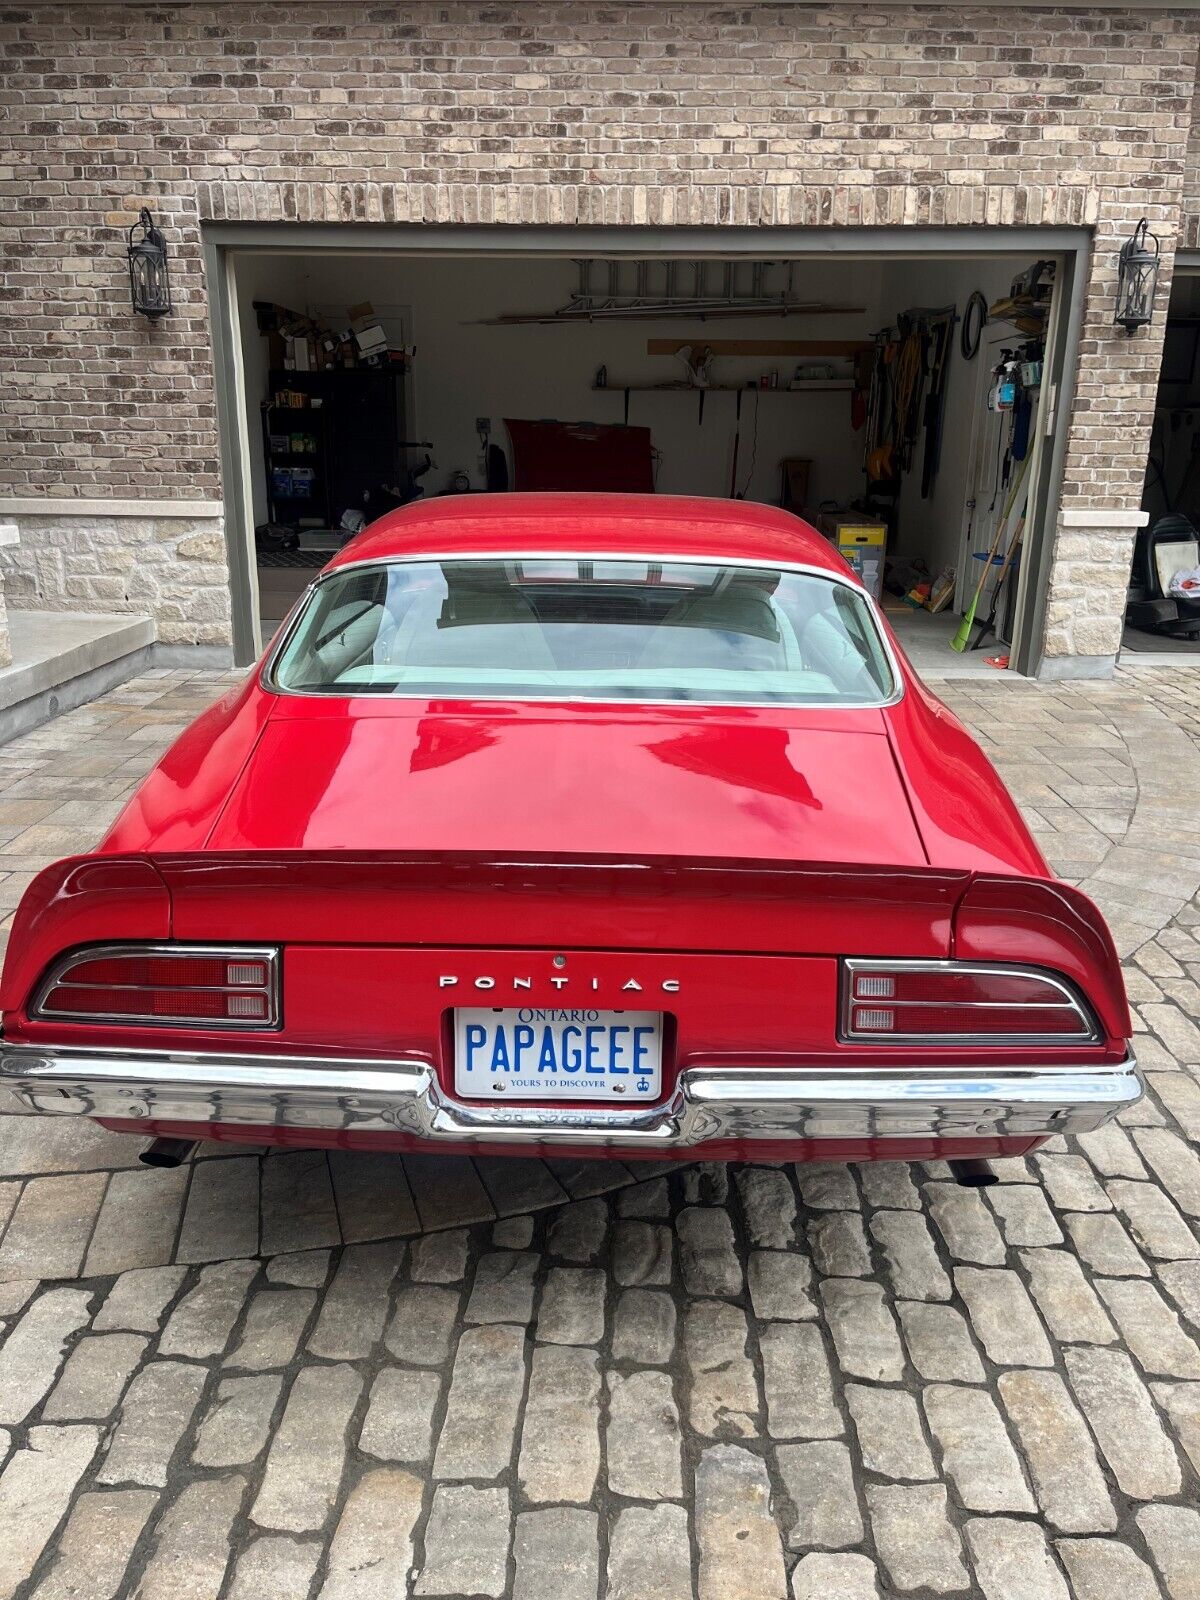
xmin=877 ymin=255 xmax=1031 ymax=577
xmin=235 ymin=250 xmax=884 ymax=525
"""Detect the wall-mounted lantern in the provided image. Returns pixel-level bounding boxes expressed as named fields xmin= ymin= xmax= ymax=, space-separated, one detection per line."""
xmin=127 ymin=207 xmax=172 ymax=321
xmin=1114 ymin=218 xmax=1160 ymax=335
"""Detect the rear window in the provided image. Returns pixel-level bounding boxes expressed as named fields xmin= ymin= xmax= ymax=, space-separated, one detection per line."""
xmin=269 ymin=557 xmax=897 ymax=706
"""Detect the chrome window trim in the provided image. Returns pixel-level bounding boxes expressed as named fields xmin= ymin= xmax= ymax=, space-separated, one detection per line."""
xmin=31 ymin=944 xmax=283 ymax=1032
xmin=260 ymin=551 xmax=904 ymax=711
xmin=840 ymin=958 xmax=1101 ymax=1046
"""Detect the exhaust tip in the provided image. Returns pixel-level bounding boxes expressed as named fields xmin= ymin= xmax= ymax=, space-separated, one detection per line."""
xmin=139 ymin=1137 xmax=197 ymax=1170
xmin=948 ymin=1158 xmax=999 ymax=1189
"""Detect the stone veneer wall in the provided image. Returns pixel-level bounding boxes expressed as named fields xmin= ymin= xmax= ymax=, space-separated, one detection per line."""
xmin=2 ymin=3 xmax=1199 ymax=663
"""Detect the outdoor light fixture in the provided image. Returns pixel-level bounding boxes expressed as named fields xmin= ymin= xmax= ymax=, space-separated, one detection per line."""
xmin=1114 ymin=217 xmax=1160 ymax=335
xmin=126 ymin=207 xmax=171 ymax=321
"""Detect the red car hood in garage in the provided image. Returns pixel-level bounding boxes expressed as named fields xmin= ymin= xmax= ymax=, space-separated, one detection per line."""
xmin=206 ymin=702 xmax=929 ymax=868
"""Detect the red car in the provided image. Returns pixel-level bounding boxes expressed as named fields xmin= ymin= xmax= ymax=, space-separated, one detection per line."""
xmin=0 ymin=495 xmax=1138 ymax=1177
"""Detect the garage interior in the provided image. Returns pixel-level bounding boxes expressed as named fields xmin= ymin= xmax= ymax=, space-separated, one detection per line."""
xmin=231 ymin=246 xmax=1060 ymax=676
xmin=1131 ymin=263 xmax=1200 ymax=657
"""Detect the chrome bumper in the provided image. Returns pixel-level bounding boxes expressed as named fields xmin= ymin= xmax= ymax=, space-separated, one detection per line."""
xmin=0 ymin=1040 xmax=1141 ymax=1147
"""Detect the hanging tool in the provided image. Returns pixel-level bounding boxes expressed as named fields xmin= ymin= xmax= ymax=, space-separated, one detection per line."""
xmin=969 ymin=517 xmax=1024 ymax=651
xmin=729 ymin=386 xmax=744 ymax=498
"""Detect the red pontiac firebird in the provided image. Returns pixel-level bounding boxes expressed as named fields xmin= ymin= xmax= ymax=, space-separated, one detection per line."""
xmin=0 ymin=495 xmax=1138 ymax=1174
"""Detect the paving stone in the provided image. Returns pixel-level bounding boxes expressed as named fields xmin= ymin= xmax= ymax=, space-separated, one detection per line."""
xmin=606 ymin=1503 xmax=692 ymax=1600
xmin=192 ymin=1374 xmax=282 ymax=1468
xmin=858 ymin=1161 xmax=921 ymax=1211
xmin=264 ymin=1249 xmax=331 ymax=1288
xmin=0 ymin=1279 xmax=36 ymax=1318
xmin=1077 ymin=1122 xmax=1148 ymax=1179
xmin=845 ymin=1383 xmax=935 ymax=1479
xmin=476 ymin=1156 xmax=568 ymax=1219
xmin=1107 ymin=1180 xmax=1200 ymax=1260
xmin=159 ymin=1260 xmax=258 ymax=1359
xmin=695 ymin=1443 xmax=787 ymax=1600
xmin=547 ymin=1198 xmax=609 ymax=1262
xmin=896 ymin=1301 xmax=986 ymax=1382
xmin=735 ymin=1166 xmax=796 ymax=1248
xmin=1056 ymin=1538 xmax=1167 ymax=1600
xmin=0 ymin=1171 xmax=108 ymax=1282
xmin=683 ymin=1164 xmax=730 ymax=1206
xmin=131 ymin=1474 xmax=246 ymax=1600
xmin=1150 ymin=1380 xmax=1200 ymax=1474
xmin=819 ymin=1279 xmax=905 ymax=1380
xmin=1065 ymin=1213 xmax=1152 ymax=1277
xmin=987 ymin=1183 xmax=1063 ymax=1246
xmin=926 ymin=1181 xmax=1008 ymax=1263
xmin=612 ymin=1287 xmax=676 ymax=1363
xmin=384 ymin=1285 xmax=460 ymax=1367
xmin=1020 ymin=1252 xmax=1113 ymax=1350
xmin=493 ymin=1214 xmax=535 ymax=1248
xmin=319 ymin=1466 xmax=424 ymax=1600
xmin=676 ymin=1206 xmax=742 ymax=1296
xmin=410 ymin=1229 xmax=470 ymax=1282
xmin=0 ymin=1287 xmax=93 ymax=1425
xmin=865 ymin=1483 xmax=969 ymax=1595
xmin=414 ymin=1484 xmax=510 ymax=1598
xmin=174 ymin=1156 xmax=259 ymax=1264
xmin=83 ymin=1165 xmax=188 ymax=1278
xmin=923 ymin=1382 xmax=1036 ymax=1512
xmin=747 ymin=1249 xmax=817 ymax=1319
xmin=359 ymin=1367 xmax=441 ymax=1465
xmin=1065 ymin=1347 xmax=1182 ymax=1499
xmin=606 ymin=1369 xmax=682 ymax=1498
xmin=1136 ymin=1505 xmax=1200 ymax=1600
xmin=94 ymin=1266 xmax=186 ymax=1332
xmin=252 ymin=1363 xmax=362 ymax=1532
xmin=257 ymin=1152 xmax=340 ymax=1257
xmin=227 ymin=1289 xmax=315 ymax=1370
xmin=794 ymin=1164 xmax=858 ymax=1210
xmin=404 ymin=1154 xmax=496 ymax=1230
xmin=759 ymin=1321 xmax=841 ymax=1439
xmin=225 ymin=1536 xmax=322 ymax=1600
xmin=31 ymin=1486 xmax=157 ymax=1600
xmin=954 ymin=1267 xmax=1053 ymax=1366
xmin=684 ymin=1299 xmax=760 ymax=1439
xmin=964 ymin=1517 xmax=1070 ymax=1600
xmin=612 ymin=1220 xmax=673 ymax=1286
xmin=776 ymin=1440 xmax=863 ymax=1549
xmin=434 ymin=1323 xmax=526 ymax=1481
xmin=0 ymin=1426 xmax=101 ymax=1597
xmin=463 ymin=1251 xmax=539 ymax=1324
xmin=1096 ymin=1278 xmax=1200 ymax=1377
xmin=97 ymin=1359 xmax=207 ymax=1488
xmin=308 ymin=1240 xmax=403 ymax=1358
xmin=0 ymin=1117 xmax=144 ymax=1179
xmin=616 ymin=1176 xmax=671 ymax=1219
xmin=1159 ymin=1260 xmax=1200 ymax=1331
xmin=536 ymin=1266 xmax=605 ymax=1344
xmin=42 ymin=1332 xmax=147 ymax=1422
xmin=808 ymin=1210 xmax=872 ymax=1277
xmin=512 ymin=1507 xmax=599 ymax=1600
xmin=870 ymin=1210 xmax=951 ymax=1301
xmin=790 ymin=1552 xmax=882 ymax=1600
xmin=518 ymin=1345 xmax=600 ymax=1504
xmin=327 ymin=1149 xmax=420 ymax=1243
xmin=998 ymin=1369 xmax=1117 ymax=1533
xmin=1036 ymin=1153 xmax=1114 ymax=1213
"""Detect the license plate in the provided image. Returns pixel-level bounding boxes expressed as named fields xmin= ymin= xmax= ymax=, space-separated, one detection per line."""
xmin=453 ymin=1007 xmax=663 ymax=1101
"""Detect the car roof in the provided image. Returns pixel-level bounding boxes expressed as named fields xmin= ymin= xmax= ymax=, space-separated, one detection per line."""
xmin=326 ymin=493 xmax=855 ymax=582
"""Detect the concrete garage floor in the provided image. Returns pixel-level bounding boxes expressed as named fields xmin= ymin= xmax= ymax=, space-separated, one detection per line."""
xmin=0 ymin=667 xmax=1199 ymax=1596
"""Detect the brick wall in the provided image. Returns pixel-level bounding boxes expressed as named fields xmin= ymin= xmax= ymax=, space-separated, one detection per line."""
xmin=1 ymin=3 xmax=1197 ymax=659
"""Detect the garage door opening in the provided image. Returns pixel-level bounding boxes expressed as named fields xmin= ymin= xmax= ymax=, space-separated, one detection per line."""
xmin=1128 ymin=263 xmax=1200 ymax=659
xmin=210 ymin=231 xmax=1076 ymax=678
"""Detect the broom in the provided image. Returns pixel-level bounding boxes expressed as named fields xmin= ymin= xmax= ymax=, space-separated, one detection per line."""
xmin=951 ymin=459 xmax=1028 ymax=653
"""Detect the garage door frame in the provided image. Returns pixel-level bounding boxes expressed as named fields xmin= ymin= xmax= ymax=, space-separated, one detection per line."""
xmin=203 ymin=223 xmax=1090 ymax=672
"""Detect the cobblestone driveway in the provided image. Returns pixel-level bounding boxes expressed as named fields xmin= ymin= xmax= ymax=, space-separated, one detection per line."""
xmin=1 ymin=666 xmax=1200 ymax=1599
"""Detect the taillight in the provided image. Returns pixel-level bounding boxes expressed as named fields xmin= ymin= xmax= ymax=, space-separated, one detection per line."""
xmin=841 ymin=960 xmax=1097 ymax=1043
xmin=32 ymin=946 xmax=280 ymax=1029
